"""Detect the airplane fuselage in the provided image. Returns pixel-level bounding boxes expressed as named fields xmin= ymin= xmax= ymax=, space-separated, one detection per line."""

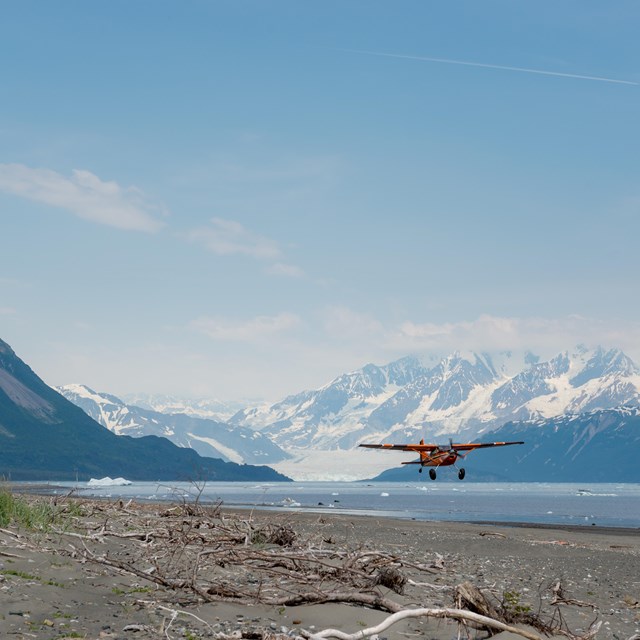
xmin=424 ymin=452 xmax=457 ymax=466
xmin=400 ymin=448 xmax=460 ymax=467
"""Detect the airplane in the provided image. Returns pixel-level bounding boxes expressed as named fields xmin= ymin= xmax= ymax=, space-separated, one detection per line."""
xmin=359 ymin=438 xmax=524 ymax=480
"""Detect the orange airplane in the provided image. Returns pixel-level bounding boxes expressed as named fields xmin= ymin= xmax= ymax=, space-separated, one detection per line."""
xmin=359 ymin=438 xmax=524 ymax=480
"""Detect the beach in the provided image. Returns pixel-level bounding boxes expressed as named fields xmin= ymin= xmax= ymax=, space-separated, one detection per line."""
xmin=1 ymin=496 xmax=638 ymax=640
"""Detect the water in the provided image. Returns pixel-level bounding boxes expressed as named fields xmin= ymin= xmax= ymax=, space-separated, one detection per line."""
xmin=38 ymin=481 xmax=640 ymax=529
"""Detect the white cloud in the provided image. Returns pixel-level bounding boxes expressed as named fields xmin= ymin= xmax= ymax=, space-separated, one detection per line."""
xmin=187 ymin=217 xmax=281 ymax=260
xmin=323 ymin=306 xmax=384 ymax=339
xmin=265 ymin=262 xmax=305 ymax=278
xmin=0 ymin=307 xmax=16 ymax=315
xmin=389 ymin=314 xmax=640 ymax=359
xmin=0 ymin=163 xmax=166 ymax=232
xmin=190 ymin=312 xmax=301 ymax=342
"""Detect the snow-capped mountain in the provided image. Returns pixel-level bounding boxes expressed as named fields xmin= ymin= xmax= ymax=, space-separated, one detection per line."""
xmin=231 ymin=346 xmax=640 ymax=453
xmin=372 ymin=406 xmax=640 ymax=483
xmin=57 ymin=384 xmax=289 ymax=465
xmin=121 ymin=393 xmax=249 ymax=422
xmin=59 ymin=345 xmax=640 ymax=481
xmin=0 ymin=337 xmax=288 ymax=482
xmin=460 ymin=406 xmax=640 ymax=482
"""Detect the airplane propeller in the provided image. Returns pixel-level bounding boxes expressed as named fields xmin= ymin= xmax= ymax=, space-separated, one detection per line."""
xmin=448 ymin=438 xmax=467 ymax=459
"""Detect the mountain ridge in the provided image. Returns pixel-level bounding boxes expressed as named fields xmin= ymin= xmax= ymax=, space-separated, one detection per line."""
xmin=0 ymin=338 xmax=290 ymax=482
xmin=368 ymin=406 xmax=640 ymax=482
xmin=231 ymin=346 xmax=640 ymax=448
xmin=56 ymin=383 xmax=289 ymax=465
xmin=54 ymin=343 xmax=640 ymax=481
xmin=225 ymin=345 xmax=640 ymax=479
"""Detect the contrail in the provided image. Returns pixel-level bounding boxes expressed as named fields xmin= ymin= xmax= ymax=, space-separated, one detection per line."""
xmin=347 ymin=49 xmax=638 ymax=86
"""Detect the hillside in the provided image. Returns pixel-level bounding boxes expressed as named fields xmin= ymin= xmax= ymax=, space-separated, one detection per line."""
xmin=232 ymin=348 xmax=640 ymax=448
xmin=368 ymin=407 xmax=640 ymax=482
xmin=0 ymin=339 xmax=290 ymax=482
xmin=227 ymin=347 xmax=640 ymax=479
xmin=50 ymin=345 xmax=640 ymax=481
xmin=57 ymin=384 xmax=289 ymax=465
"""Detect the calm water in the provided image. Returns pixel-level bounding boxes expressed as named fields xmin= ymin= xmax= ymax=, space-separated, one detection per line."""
xmin=38 ymin=481 xmax=640 ymax=529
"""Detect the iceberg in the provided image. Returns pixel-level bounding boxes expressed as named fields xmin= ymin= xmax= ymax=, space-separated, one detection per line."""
xmin=87 ymin=477 xmax=132 ymax=487
xmin=280 ymin=497 xmax=301 ymax=507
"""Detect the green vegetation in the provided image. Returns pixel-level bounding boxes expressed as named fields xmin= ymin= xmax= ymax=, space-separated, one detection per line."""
xmin=0 ymin=488 xmax=57 ymax=529
xmin=112 ymin=585 xmax=152 ymax=596
xmin=2 ymin=569 xmax=39 ymax=580
xmin=502 ymin=590 xmax=532 ymax=615
xmin=0 ymin=568 xmax=65 ymax=588
xmin=0 ymin=485 xmax=83 ymax=531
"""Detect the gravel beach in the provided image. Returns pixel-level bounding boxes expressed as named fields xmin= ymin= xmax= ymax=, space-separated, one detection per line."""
xmin=1 ymin=497 xmax=638 ymax=640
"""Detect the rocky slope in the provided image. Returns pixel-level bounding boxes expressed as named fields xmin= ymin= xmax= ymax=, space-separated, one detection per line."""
xmin=57 ymin=384 xmax=289 ymax=465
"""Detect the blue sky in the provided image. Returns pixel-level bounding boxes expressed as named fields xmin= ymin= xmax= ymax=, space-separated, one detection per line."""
xmin=1 ymin=1 xmax=639 ymax=400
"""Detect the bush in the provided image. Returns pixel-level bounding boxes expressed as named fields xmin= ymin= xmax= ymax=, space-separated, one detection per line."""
xmin=0 ymin=488 xmax=59 ymax=530
xmin=0 ymin=489 xmax=13 ymax=527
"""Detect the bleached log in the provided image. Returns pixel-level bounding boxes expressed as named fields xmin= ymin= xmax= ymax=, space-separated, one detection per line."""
xmin=303 ymin=607 xmax=547 ymax=640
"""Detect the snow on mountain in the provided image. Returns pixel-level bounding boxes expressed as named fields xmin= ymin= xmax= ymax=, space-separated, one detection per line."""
xmin=59 ymin=345 xmax=640 ymax=481
xmin=466 ymin=406 xmax=640 ymax=482
xmin=233 ymin=356 xmax=426 ymax=449
xmin=60 ymin=384 xmax=145 ymax=435
xmin=371 ymin=406 xmax=640 ymax=482
xmin=121 ymin=392 xmax=249 ymax=422
xmin=57 ymin=385 xmax=289 ymax=465
xmin=231 ymin=346 xmax=640 ymax=479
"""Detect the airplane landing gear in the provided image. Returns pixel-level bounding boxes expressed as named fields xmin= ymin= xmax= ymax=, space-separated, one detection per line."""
xmin=458 ymin=468 xmax=466 ymax=480
xmin=419 ymin=468 xmax=422 ymax=473
xmin=429 ymin=468 xmax=437 ymax=481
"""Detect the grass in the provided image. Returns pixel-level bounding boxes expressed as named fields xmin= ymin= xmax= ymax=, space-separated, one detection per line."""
xmin=0 ymin=568 xmax=65 ymax=588
xmin=0 ymin=489 xmax=57 ymax=529
xmin=0 ymin=486 xmax=82 ymax=531
xmin=111 ymin=585 xmax=152 ymax=595
xmin=502 ymin=590 xmax=532 ymax=615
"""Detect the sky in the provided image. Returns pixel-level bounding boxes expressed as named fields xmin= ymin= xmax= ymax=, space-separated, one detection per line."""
xmin=1 ymin=1 xmax=639 ymax=402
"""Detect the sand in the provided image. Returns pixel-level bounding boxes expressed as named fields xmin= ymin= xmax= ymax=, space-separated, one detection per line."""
xmin=1 ymin=497 xmax=638 ymax=640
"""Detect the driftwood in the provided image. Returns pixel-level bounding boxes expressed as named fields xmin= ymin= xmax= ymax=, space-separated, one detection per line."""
xmin=304 ymin=607 xmax=603 ymax=640
xmin=455 ymin=580 xmax=502 ymax=621
xmin=304 ymin=607 xmax=548 ymax=640
xmin=550 ymin=580 xmax=597 ymax=609
xmin=40 ymin=496 xmax=602 ymax=640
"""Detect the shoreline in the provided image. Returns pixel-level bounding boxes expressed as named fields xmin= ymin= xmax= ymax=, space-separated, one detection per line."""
xmin=1 ymin=494 xmax=639 ymax=639
xmin=7 ymin=481 xmax=640 ymax=534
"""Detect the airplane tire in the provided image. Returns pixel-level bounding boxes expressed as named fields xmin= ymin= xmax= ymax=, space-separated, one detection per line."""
xmin=419 ymin=468 xmax=422 ymax=473
xmin=429 ymin=469 xmax=437 ymax=481
xmin=458 ymin=468 xmax=466 ymax=480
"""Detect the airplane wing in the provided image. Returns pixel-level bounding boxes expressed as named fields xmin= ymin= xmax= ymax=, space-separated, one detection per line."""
xmin=359 ymin=441 xmax=524 ymax=452
xmin=359 ymin=443 xmax=438 ymax=452
xmin=449 ymin=441 xmax=525 ymax=451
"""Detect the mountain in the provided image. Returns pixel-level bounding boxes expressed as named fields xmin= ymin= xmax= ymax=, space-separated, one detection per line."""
xmin=57 ymin=384 xmax=289 ymax=465
xmin=121 ymin=393 xmax=249 ymax=422
xmin=230 ymin=346 xmax=640 ymax=479
xmin=369 ymin=407 xmax=640 ymax=482
xmin=233 ymin=347 xmax=640 ymax=447
xmin=231 ymin=355 xmax=430 ymax=449
xmin=0 ymin=338 xmax=290 ymax=482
